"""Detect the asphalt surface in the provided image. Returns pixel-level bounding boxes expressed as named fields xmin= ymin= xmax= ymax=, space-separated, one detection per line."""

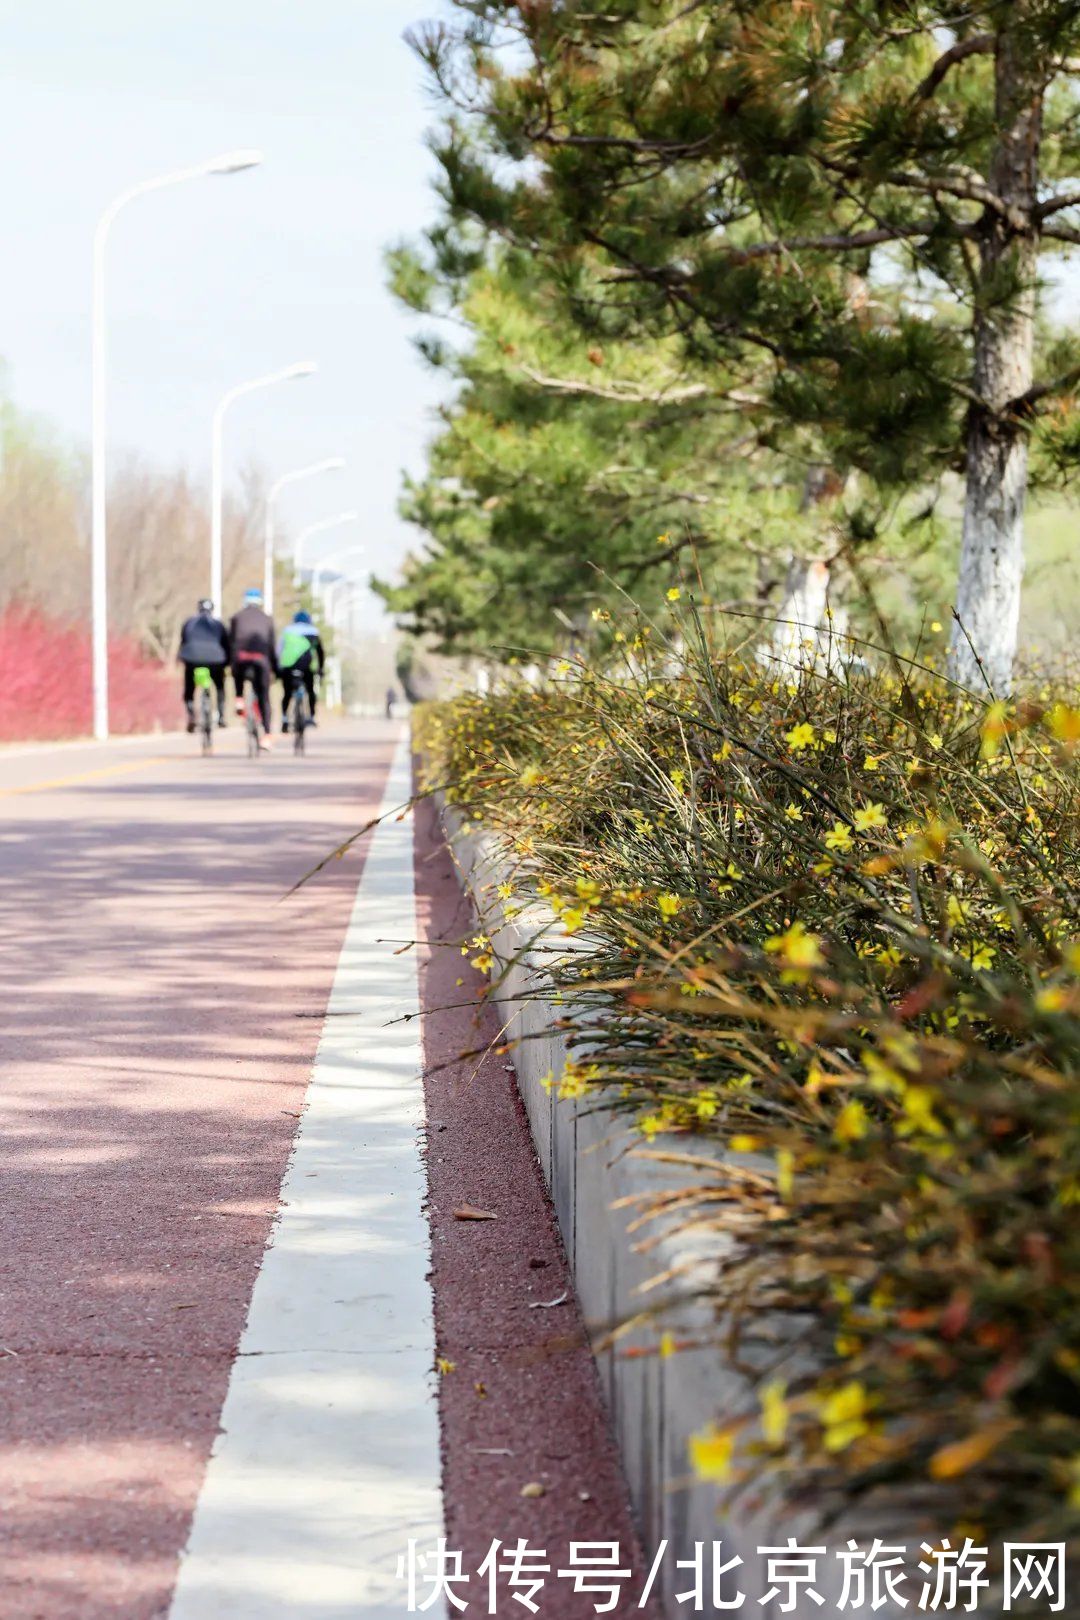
xmin=0 ymin=720 xmax=400 ymax=1620
xmin=0 ymin=719 xmax=656 ymax=1620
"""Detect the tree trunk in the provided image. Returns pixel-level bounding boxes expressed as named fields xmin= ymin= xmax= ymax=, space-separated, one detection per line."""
xmin=949 ymin=15 xmax=1042 ymax=694
xmin=767 ymin=554 xmax=841 ymax=672
xmin=766 ymin=465 xmax=848 ymax=672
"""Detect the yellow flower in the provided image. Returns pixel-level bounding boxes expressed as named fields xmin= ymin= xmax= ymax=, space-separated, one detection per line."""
xmin=980 ymin=700 xmax=1010 ymax=760
xmin=519 ymin=762 xmax=544 ymax=789
xmin=689 ymin=1425 xmax=736 ymax=1482
xmin=712 ymin=740 xmax=734 ymax=762
xmin=764 ymin=921 xmax=825 ymax=977
xmin=853 ymin=802 xmax=887 ymax=833
xmin=784 ymin=803 xmax=803 ymax=822
xmin=659 ymin=1331 xmax=676 ymax=1359
xmin=436 ymin=1357 xmax=456 ymax=1375
xmin=761 ymin=1380 xmax=789 ymax=1446
xmin=776 ymin=1148 xmax=795 ymax=1200
xmin=785 ymin=721 xmax=815 ymax=752
xmin=835 ymin=1099 xmax=869 ymax=1144
xmin=729 ymin=1134 xmax=762 ymax=1152
xmin=929 ymin=733 xmax=943 ymax=750
xmin=561 ymin=906 xmax=587 ymax=934
xmin=657 ymin=892 xmax=682 ymax=918
xmin=667 ymin=586 xmax=681 ymax=602
xmin=899 ymin=1083 xmax=946 ymax=1137
xmin=1049 ymin=703 xmax=1080 ymax=749
xmin=970 ymin=942 xmax=996 ymax=972
xmin=1036 ymin=985 xmax=1069 ymax=1013
xmin=863 ymin=755 xmax=880 ymax=772
xmin=931 ymin=620 xmax=942 ymax=633
xmin=821 ymin=1382 xmax=870 ymax=1453
xmin=825 ymin=822 xmax=854 ymax=853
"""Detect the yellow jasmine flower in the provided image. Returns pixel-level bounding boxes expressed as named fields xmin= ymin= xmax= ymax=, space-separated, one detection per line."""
xmin=821 ymin=1382 xmax=870 ymax=1453
xmin=854 ymin=802 xmax=887 ymax=833
xmin=825 ymin=822 xmax=854 ymax=853
xmin=785 ymin=721 xmax=815 ymax=752
xmin=689 ymin=1425 xmax=736 ymax=1483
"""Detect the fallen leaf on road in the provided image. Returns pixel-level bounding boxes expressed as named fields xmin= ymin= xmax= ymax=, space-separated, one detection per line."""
xmin=520 ymin=1482 xmax=546 ymax=1498
xmin=528 ymin=1291 xmax=568 ymax=1310
xmin=453 ymin=1205 xmax=498 ymax=1221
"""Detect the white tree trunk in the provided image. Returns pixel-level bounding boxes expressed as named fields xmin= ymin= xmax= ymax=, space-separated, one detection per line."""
xmin=766 ymin=555 xmax=843 ymax=673
xmin=948 ymin=15 xmax=1041 ymax=695
xmin=952 ymin=411 xmax=1029 ymax=693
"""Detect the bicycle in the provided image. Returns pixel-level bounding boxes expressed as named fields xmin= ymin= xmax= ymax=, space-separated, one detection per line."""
xmin=287 ymin=673 xmax=311 ymax=755
xmin=193 ymin=666 xmax=214 ymax=756
xmin=236 ymin=664 xmax=267 ymax=758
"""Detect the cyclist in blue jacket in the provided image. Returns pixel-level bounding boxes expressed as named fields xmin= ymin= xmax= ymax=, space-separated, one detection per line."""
xmin=279 ymin=610 xmax=326 ymax=732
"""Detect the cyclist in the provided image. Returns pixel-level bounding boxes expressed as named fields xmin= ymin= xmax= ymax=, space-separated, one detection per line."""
xmin=177 ymin=599 xmax=230 ymax=732
xmin=279 ymin=609 xmax=326 ymax=732
xmin=229 ymin=588 xmax=278 ymax=749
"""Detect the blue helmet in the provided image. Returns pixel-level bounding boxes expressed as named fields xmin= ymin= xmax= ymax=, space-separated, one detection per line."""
xmin=293 ymin=609 xmax=312 ymax=624
xmin=244 ymin=588 xmax=263 ymax=606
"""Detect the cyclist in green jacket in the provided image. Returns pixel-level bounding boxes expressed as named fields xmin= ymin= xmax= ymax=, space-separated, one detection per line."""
xmin=279 ymin=610 xmax=326 ymax=731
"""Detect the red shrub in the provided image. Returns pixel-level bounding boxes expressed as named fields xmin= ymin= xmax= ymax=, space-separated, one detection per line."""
xmin=0 ymin=606 xmax=176 ymax=742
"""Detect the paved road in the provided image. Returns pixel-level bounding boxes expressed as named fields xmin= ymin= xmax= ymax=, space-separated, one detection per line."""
xmin=0 ymin=717 xmax=661 ymax=1620
xmin=0 ymin=721 xmax=404 ymax=1619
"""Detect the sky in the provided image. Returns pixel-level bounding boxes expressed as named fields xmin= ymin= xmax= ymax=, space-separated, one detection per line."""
xmin=0 ymin=0 xmax=454 ymax=628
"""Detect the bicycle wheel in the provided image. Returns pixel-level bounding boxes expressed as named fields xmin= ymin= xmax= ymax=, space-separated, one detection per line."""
xmin=199 ymin=688 xmax=213 ymax=755
xmin=292 ymin=687 xmax=308 ymax=755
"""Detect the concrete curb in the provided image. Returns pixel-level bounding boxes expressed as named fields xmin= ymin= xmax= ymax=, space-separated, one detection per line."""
xmin=440 ymin=799 xmax=935 ymax=1618
xmin=439 ymin=805 xmax=798 ymax=1611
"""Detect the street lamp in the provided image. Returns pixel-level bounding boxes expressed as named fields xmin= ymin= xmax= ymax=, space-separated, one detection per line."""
xmin=263 ymin=457 xmax=345 ymax=614
xmin=292 ymin=512 xmax=359 ymax=586
xmin=91 ymin=148 xmax=263 ymax=740
xmin=210 ymin=361 xmax=317 ymax=614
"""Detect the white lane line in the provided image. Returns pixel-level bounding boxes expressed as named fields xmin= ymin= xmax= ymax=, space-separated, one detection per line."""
xmin=170 ymin=733 xmax=442 ymax=1620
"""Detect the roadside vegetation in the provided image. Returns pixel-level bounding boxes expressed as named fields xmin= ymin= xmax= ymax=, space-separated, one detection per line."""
xmin=420 ymin=603 xmax=1080 ymax=1549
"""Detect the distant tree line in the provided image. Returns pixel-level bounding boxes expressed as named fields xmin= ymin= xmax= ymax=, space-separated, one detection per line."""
xmin=0 ymin=401 xmax=270 ymax=662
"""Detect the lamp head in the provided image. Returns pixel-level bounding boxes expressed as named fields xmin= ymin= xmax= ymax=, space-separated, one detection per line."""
xmin=207 ymin=148 xmax=265 ymax=175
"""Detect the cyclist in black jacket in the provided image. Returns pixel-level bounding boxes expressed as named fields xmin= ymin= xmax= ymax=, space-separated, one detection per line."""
xmin=177 ymin=600 xmax=231 ymax=731
xmin=229 ymin=589 xmax=278 ymax=746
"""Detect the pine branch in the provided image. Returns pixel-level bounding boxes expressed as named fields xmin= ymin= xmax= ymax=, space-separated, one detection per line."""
xmin=1036 ymin=189 xmax=1080 ymax=220
xmin=717 ymin=219 xmax=974 ymax=262
xmin=912 ymin=33 xmax=994 ymax=101
xmin=517 ymin=364 xmax=763 ymax=408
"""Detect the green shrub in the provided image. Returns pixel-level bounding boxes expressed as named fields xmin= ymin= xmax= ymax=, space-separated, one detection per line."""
xmin=422 ymin=607 xmax=1080 ymax=1550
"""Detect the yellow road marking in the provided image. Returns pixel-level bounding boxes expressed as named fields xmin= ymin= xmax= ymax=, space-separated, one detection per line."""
xmin=0 ymin=755 xmax=172 ymax=799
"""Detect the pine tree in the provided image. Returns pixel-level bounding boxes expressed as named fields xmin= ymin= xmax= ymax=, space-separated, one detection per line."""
xmin=379 ymin=242 xmax=856 ymax=653
xmin=410 ymin=1 xmax=1080 ymax=690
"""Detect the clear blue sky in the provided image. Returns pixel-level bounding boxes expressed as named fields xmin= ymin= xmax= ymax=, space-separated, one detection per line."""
xmin=0 ymin=0 xmax=452 ymax=625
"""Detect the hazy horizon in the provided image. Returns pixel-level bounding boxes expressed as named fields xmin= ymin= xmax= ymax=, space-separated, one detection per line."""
xmin=0 ymin=0 xmax=454 ymax=626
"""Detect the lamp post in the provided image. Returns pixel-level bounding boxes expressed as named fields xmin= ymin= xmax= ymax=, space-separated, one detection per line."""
xmin=313 ymin=545 xmax=366 ymax=617
xmin=263 ymin=457 xmax=345 ymax=614
xmin=292 ymin=512 xmax=359 ymax=586
xmin=210 ymin=361 xmax=317 ymax=614
xmin=91 ymin=148 xmax=263 ymax=741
